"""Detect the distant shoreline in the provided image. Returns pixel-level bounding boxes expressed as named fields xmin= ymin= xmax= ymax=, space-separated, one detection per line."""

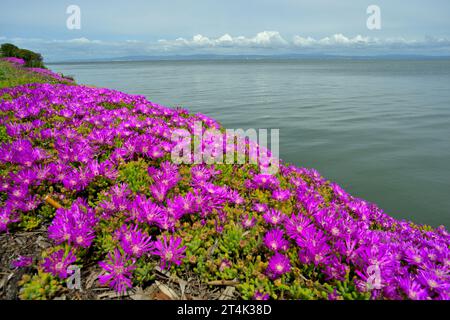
xmin=47 ymin=54 xmax=450 ymax=65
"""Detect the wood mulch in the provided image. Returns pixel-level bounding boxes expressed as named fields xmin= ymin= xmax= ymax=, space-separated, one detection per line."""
xmin=0 ymin=229 xmax=239 ymax=300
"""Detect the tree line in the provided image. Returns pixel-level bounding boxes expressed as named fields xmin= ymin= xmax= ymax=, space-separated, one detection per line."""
xmin=0 ymin=43 xmax=45 ymax=68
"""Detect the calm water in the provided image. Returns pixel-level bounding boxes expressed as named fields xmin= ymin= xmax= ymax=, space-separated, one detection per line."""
xmin=49 ymin=59 xmax=450 ymax=227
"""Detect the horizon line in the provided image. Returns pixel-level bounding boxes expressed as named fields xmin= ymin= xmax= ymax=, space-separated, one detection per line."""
xmin=46 ymin=53 xmax=450 ymax=64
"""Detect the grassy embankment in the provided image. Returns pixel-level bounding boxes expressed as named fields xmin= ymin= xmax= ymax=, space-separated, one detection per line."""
xmin=0 ymin=60 xmax=75 ymax=89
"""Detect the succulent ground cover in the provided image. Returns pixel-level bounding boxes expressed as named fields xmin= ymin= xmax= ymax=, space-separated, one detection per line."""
xmin=0 ymin=60 xmax=449 ymax=300
xmin=0 ymin=59 xmax=73 ymax=89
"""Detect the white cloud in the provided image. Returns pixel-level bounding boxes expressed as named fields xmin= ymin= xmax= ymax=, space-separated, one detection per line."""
xmin=2 ymin=32 xmax=449 ymax=61
xmin=251 ymin=31 xmax=288 ymax=46
xmin=65 ymin=37 xmax=102 ymax=44
xmin=217 ymin=33 xmax=233 ymax=44
xmin=292 ymin=35 xmax=316 ymax=47
xmin=158 ymin=31 xmax=288 ymax=49
xmin=293 ymin=34 xmax=371 ymax=47
xmin=156 ymin=32 xmax=450 ymax=53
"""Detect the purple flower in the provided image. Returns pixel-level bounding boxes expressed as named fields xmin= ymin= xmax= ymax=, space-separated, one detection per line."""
xmin=328 ymin=289 xmax=340 ymax=300
xmin=110 ymin=183 xmax=132 ymax=198
xmin=297 ymin=228 xmax=332 ymax=266
xmin=11 ymin=255 xmax=33 ymax=268
xmin=42 ymin=249 xmax=77 ymax=279
xmin=2 ymin=57 xmax=25 ymax=65
xmin=132 ymin=195 xmax=165 ymax=226
xmin=48 ymin=198 xmax=98 ymax=248
xmin=251 ymin=174 xmax=280 ymax=190
xmin=253 ymin=202 xmax=268 ymax=213
xmin=157 ymin=212 xmax=176 ymax=231
xmin=0 ymin=178 xmax=10 ymax=193
xmin=115 ymin=224 xmax=153 ymax=258
xmin=0 ymin=205 xmax=19 ymax=233
xmin=241 ymin=214 xmax=256 ymax=229
xmin=272 ymin=189 xmax=291 ymax=202
xmin=98 ymin=249 xmax=136 ymax=294
xmin=166 ymin=192 xmax=198 ymax=219
xmin=403 ymin=248 xmax=425 ymax=266
xmin=11 ymin=168 xmax=38 ymax=186
xmin=227 ymin=189 xmax=245 ymax=205
xmin=62 ymin=169 xmax=90 ymax=191
xmin=267 ymin=253 xmax=291 ymax=279
xmin=416 ymin=270 xmax=448 ymax=295
xmin=330 ymin=182 xmax=350 ymax=202
xmin=219 ymin=259 xmax=232 ymax=272
xmin=191 ymin=165 xmax=213 ymax=182
xmin=253 ymin=291 xmax=270 ymax=300
xmin=151 ymin=235 xmax=186 ymax=270
xmin=298 ymin=193 xmax=321 ymax=216
xmin=285 ymin=213 xmax=313 ymax=241
xmin=8 ymin=184 xmax=28 ymax=200
xmin=398 ymin=275 xmax=429 ymax=300
xmin=262 ymin=208 xmax=285 ymax=226
xmin=263 ymin=229 xmax=290 ymax=252
xmin=27 ymin=67 xmax=73 ymax=82
xmin=148 ymin=161 xmax=179 ymax=196
xmin=99 ymin=192 xmax=130 ymax=218
xmin=150 ymin=183 xmax=169 ymax=202
xmin=322 ymin=258 xmax=348 ymax=281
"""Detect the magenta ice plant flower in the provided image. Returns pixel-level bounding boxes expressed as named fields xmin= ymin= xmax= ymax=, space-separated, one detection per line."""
xmin=48 ymin=198 xmax=98 ymax=248
xmin=241 ymin=214 xmax=256 ymax=229
xmin=253 ymin=291 xmax=270 ymax=300
xmin=272 ymin=189 xmax=291 ymax=202
xmin=130 ymin=194 xmax=165 ymax=225
xmin=251 ymin=174 xmax=280 ymax=190
xmin=219 ymin=259 xmax=232 ymax=272
xmin=98 ymin=248 xmax=136 ymax=294
xmin=2 ymin=57 xmax=25 ymax=65
xmin=262 ymin=208 xmax=285 ymax=226
xmin=11 ymin=255 xmax=33 ymax=268
xmin=397 ymin=275 xmax=429 ymax=300
xmin=151 ymin=235 xmax=186 ymax=270
xmin=115 ymin=224 xmax=153 ymax=258
xmin=263 ymin=229 xmax=290 ymax=252
xmin=252 ymin=202 xmax=268 ymax=213
xmin=284 ymin=213 xmax=314 ymax=241
xmin=42 ymin=249 xmax=77 ymax=279
xmin=0 ymin=205 xmax=19 ymax=233
xmin=266 ymin=253 xmax=291 ymax=279
xmin=191 ymin=165 xmax=213 ymax=182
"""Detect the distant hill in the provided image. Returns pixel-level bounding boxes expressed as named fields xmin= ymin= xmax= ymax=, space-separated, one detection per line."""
xmin=47 ymin=53 xmax=450 ymax=64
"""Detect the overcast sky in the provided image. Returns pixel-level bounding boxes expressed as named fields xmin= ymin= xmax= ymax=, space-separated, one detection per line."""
xmin=1 ymin=0 xmax=450 ymax=61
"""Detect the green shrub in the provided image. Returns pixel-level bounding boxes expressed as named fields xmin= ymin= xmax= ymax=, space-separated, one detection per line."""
xmin=18 ymin=271 xmax=62 ymax=300
xmin=1 ymin=43 xmax=45 ymax=68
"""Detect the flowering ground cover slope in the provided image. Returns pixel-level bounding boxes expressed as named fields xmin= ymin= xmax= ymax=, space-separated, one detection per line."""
xmin=0 ymin=60 xmax=449 ymax=300
xmin=0 ymin=58 xmax=73 ymax=88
